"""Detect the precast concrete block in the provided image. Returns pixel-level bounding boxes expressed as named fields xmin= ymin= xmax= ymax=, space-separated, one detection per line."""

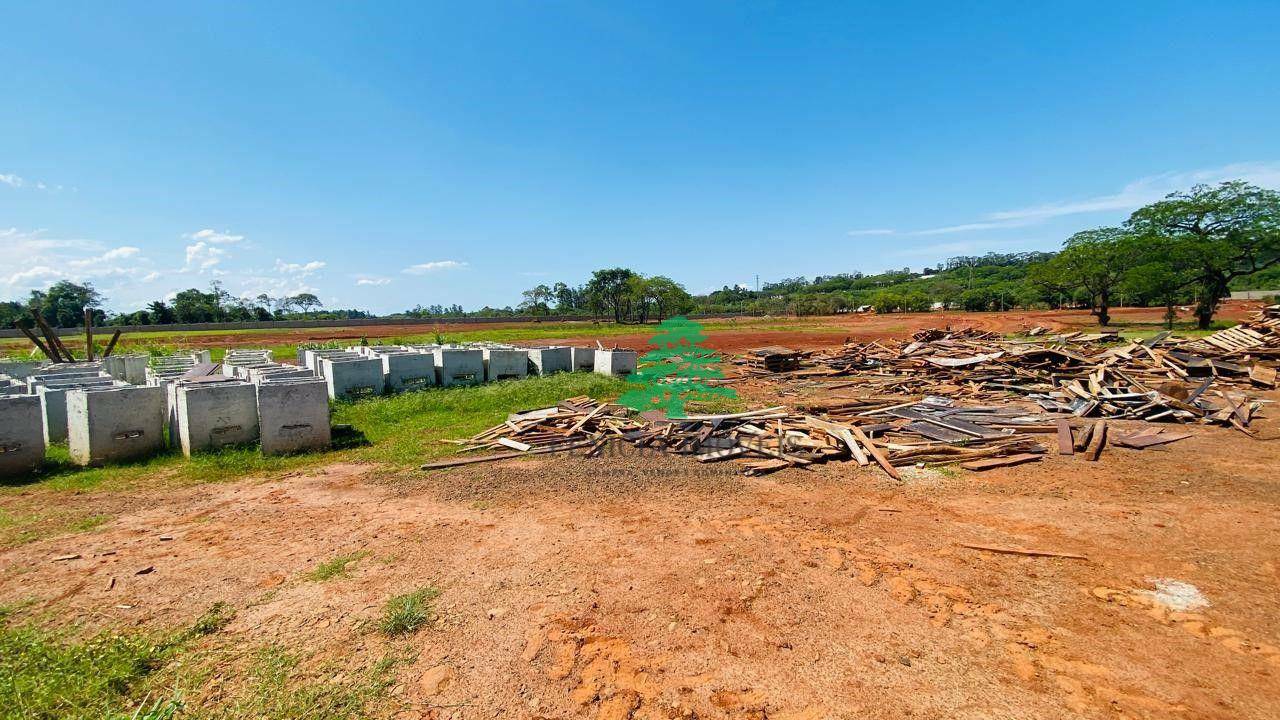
xmin=245 ymin=365 xmax=315 ymax=384
xmin=65 ymin=385 xmax=165 ymax=466
xmin=0 ymin=395 xmax=44 ymax=477
xmin=256 ymin=379 xmax=331 ymax=455
xmin=527 ymin=347 xmax=572 ymax=376
xmin=319 ymin=357 xmax=384 ymax=400
xmin=176 ymin=381 xmax=260 ymax=456
xmin=594 ymin=349 xmax=638 ymax=377
xmin=381 ymin=352 xmax=436 ymax=392
xmin=0 ymin=360 xmax=46 ymax=380
xmin=482 ymin=348 xmax=528 ymax=382
xmin=571 ymin=347 xmax=595 ymax=372
xmin=304 ymin=350 xmax=361 ymax=377
xmin=102 ymin=355 xmax=148 ymax=384
xmin=433 ymin=348 xmax=483 ymax=387
xmin=38 ymin=378 xmax=120 ymax=443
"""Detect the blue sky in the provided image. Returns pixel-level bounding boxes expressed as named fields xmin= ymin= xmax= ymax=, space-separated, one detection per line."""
xmin=4 ymin=1 xmax=1279 ymax=314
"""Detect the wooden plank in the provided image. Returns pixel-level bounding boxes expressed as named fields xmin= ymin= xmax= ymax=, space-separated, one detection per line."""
xmin=695 ymin=446 xmax=746 ymax=462
xmin=1249 ymin=363 xmax=1277 ymax=389
xmin=960 ymin=453 xmax=1042 ymax=471
xmin=848 ymin=425 xmax=901 ymax=481
xmin=1112 ymin=432 xmax=1192 ymax=449
xmin=102 ymin=328 xmax=122 ymax=358
xmin=84 ymin=308 xmax=94 ymax=362
xmin=1055 ymin=419 xmax=1074 ymax=455
xmin=496 ymin=437 xmax=532 ymax=452
xmin=1084 ymin=420 xmax=1107 ymax=461
xmin=961 ymin=543 xmax=1087 ymax=560
xmin=420 ymin=439 xmax=595 ymax=469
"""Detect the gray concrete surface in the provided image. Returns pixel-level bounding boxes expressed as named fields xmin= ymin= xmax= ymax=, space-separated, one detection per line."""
xmin=0 ymin=394 xmax=45 ymax=477
xmin=66 ymin=385 xmax=166 ymax=466
xmin=175 ymin=381 xmax=261 ymax=456
xmin=256 ymin=379 xmax=331 ymax=455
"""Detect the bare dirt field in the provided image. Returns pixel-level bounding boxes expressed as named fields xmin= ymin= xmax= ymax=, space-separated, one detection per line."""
xmin=2 ymin=336 xmax=1277 ymax=718
xmin=21 ymin=301 xmax=1258 ymax=360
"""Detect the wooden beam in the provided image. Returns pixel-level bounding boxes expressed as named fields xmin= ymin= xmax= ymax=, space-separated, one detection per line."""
xmin=848 ymin=425 xmax=901 ymax=481
xmin=1055 ymin=419 xmax=1074 ymax=455
xmin=15 ymin=323 xmax=56 ymax=362
xmin=102 ymin=329 xmax=122 ymax=358
xmin=961 ymin=543 xmax=1087 ymax=560
xmin=419 ymin=439 xmax=595 ymax=470
xmin=84 ymin=308 xmax=94 ymax=362
xmin=30 ymin=310 xmax=71 ymax=362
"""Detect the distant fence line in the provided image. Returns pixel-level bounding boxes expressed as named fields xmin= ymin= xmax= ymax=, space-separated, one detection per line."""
xmin=0 ymin=312 xmax=752 ymax=339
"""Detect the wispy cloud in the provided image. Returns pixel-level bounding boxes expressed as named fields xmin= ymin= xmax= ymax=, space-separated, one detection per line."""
xmin=183 ymin=241 xmax=227 ymax=274
xmin=868 ymin=161 xmax=1280 ymax=237
xmin=274 ymin=259 xmax=326 ymax=276
xmin=403 ymin=260 xmax=467 ymax=275
xmin=185 ymin=228 xmax=246 ymax=244
xmin=2 ymin=229 xmax=153 ymax=289
xmin=355 ymin=275 xmax=392 ymax=286
xmin=846 ymin=228 xmax=896 ymax=237
xmin=1 ymin=172 xmax=64 ymax=192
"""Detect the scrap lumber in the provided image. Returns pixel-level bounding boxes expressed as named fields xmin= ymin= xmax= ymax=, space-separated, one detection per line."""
xmin=1055 ymin=420 xmax=1074 ymax=455
xmin=1084 ymin=420 xmax=1107 ymax=461
xmin=848 ymin=425 xmax=900 ymax=481
xmin=420 ymin=439 xmax=596 ymax=469
xmin=961 ymin=543 xmax=1088 ymax=560
xmin=960 ymin=453 xmax=1042 ymax=471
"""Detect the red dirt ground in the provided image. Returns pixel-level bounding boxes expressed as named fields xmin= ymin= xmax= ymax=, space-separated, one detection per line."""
xmin=1 ymin=342 xmax=1277 ymax=718
xmin=98 ymin=302 xmax=1265 ymax=356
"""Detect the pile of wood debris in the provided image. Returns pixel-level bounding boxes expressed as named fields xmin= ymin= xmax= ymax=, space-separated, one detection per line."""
xmin=739 ymin=311 xmax=1279 ymax=432
xmin=427 ymin=396 xmax=1110 ymax=478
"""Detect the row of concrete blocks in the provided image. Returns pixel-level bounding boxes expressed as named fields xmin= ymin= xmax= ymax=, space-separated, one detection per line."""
xmin=297 ymin=345 xmax=638 ymax=400
xmin=0 ymin=377 xmax=332 ymax=476
xmin=3 ymin=355 xmax=151 ymax=387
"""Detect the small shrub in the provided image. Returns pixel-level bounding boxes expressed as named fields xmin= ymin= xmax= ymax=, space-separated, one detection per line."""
xmin=378 ymin=586 xmax=440 ymax=636
xmin=306 ymin=551 xmax=369 ymax=581
xmin=187 ymin=602 xmax=235 ymax=637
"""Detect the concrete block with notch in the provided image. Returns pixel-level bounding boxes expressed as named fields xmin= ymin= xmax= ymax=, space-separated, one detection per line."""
xmin=381 ymin=352 xmax=436 ymax=392
xmin=102 ymin=354 xmax=149 ymax=385
xmin=526 ymin=346 xmax=572 ymax=376
xmin=0 ymin=360 xmax=46 ymax=381
xmin=319 ymin=357 xmax=384 ymax=400
xmin=0 ymin=395 xmax=45 ymax=477
xmin=176 ymin=381 xmax=260 ymax=456
xmin=433 ymin=348 xmax=484 ymax=387
xmin=65 ymin=385 xmax=166 ymax=466
xmin=571 ymin=347 xmax=596 ymax=372
xmin=594 ymin=349 xmax=638 ymax=377
xmin=256 ymin=379 xmax=331 ymax=455
xmin=482 ymin=348 xmax=528 ymax=382
xmin=38 ymin=377 xmax=120 ymax=443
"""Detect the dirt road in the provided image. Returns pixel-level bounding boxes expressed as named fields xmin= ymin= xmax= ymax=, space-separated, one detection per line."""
xmin=3 ymin=390 xmax=1278 ymax=718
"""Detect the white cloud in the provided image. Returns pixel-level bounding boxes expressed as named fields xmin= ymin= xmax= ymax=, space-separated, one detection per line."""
xmin=355 ymin=276 xmax=392 ymax=286
xmin=185 ymin=228 xmax=245 ymax=244
xmin=184 ymin=241 xmax=227 ymax=273
xmin=846 ymin=228 xmax=896 ymax=237
xmin=403 ymin=260 xmax=467 ymax=275
xmin=909 ymin=161 xmax=1280 ymax=235
xmin=1 ymin=172 xmax=63 ymax=192
xmin=274 ymin=259 xmax=326 ymax=276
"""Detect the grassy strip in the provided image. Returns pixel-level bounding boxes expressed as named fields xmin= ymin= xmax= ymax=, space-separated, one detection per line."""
xmin=0 ymin=373 xmax=629 ymax=549
xmin=0 ymin=601 xmax=410 ymax=720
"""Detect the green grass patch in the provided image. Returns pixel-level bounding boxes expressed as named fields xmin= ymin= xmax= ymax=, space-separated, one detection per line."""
xmin=305 ymin=551 xmax=369 ymax=582
xmin=0 ymin=600 xmax=408 ymax=720
xmin=378 ymin=586 xmax=441 ymax=636
xmin=0 ymin=373 xmax=630 ymax=548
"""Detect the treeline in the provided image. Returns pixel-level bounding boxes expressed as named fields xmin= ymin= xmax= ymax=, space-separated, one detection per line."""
xmin=6 ymin=181 xmax=1277 ymax=331
xmin=397 ymin=269 xmax=697 ymax=323
xmin=0 ymin=281 xmax=371 ymax=329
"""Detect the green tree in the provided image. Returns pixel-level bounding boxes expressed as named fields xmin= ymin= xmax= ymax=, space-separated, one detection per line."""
xmin=28 ymin=281 xmax=103 ymax=327
xmin=0 ymin=300 xmax=25 ymax=328
xmin=584 ymin=268 xmax=637 ymax=323
xmin=618 ymin=316 xmax=736 ymax=418
xmin=1031 ymin=227 xmax=1137 ymax=326
xmin=520 ymin=284 xmax=553 ymax=316
xmin=147 ymin=300 xmax=176 ymax=324
xmin=288 ymin=292 xmax=323 ymax=316
xmin=1126 ymin=180 xmax=1280 ymax=328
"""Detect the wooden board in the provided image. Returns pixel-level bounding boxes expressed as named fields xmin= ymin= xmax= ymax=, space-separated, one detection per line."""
xmin=960 ymin=453 xmax=1042 ymax=471
xmin=1055 ymin=419 xmax=1074 ymax=455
